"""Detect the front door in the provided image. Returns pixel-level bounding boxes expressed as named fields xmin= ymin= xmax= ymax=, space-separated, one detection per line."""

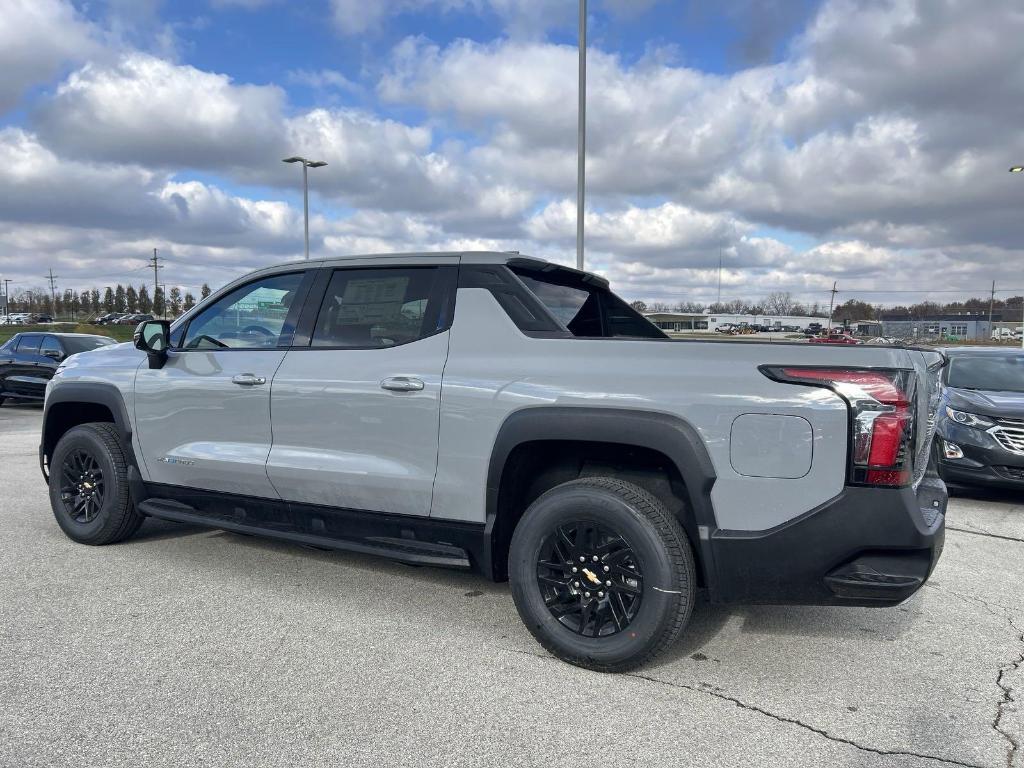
xmin=6 ymin=334 xmax=46 ymax=397
xmin=267 ymin=263 xmax=457 ymax=516
xmin=134 ymin=270 xmax=309 ymax=497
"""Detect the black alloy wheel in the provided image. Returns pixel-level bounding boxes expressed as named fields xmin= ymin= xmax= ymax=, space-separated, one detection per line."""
xmin=536 ymin=521 xmax=643 ymax=637
xmin=509 ymin=477 xmax=696 ymax=672
xmin=59 ymin=449 xmax=106 ymax=524
xmin=49 ymin=423 xmax=144 ymax=545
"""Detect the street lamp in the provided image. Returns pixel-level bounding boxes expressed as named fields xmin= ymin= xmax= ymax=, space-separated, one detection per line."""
xmin=283 ymin=156 xmax=327 ymax=260
xmin=1011 ymin=165 xmax=1023 ymax=347
xmin=576 ymin=0 xmax=586 ymax=271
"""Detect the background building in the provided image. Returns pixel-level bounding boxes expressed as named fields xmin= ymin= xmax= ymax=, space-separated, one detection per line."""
xmin=878 ymin=313 xmax=997 ymax=341
xmin=645 ymin=312 xmax=833 ymax=333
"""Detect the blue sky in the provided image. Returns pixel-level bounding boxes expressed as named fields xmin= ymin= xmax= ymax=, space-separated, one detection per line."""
xmin=1 ymin=0 xmax=1023 ymax=308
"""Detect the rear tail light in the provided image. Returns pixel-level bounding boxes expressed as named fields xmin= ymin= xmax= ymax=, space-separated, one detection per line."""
xmin=761 ymin=367 xmax=916 ymax=487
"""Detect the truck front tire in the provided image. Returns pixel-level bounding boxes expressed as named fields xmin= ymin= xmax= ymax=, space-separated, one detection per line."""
xmin=509 ymin=477 xmax=696 ymax=672
xmin=48 ymin=423 xmax=143 ymax=545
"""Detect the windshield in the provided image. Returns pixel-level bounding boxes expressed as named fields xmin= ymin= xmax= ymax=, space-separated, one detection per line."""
xmin=946 ymin=354 xmax=1024 ymax=393
xmin=63 ymin=337 xmax=115 ymax=354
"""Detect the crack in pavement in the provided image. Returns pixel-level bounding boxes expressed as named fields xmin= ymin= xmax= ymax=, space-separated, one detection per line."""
xmin=947 ymin=526 xmax=1024 ymax=545
xmin=924 ymin=583 xmax=1016 ymax=622
xmin=923 ymin=586 xmax=1023 ymax=768
xmin=505 ymin=646 xmax=989 ymax=767
xmin=993 ymin=617 xmax=1023 ymax=768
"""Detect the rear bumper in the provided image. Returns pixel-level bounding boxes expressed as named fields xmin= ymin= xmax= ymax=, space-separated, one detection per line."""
xmin=707 ymin=475 xmax=946 ymax=606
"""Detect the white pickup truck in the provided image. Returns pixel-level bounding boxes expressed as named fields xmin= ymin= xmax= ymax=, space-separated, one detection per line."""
xmin=41 ymin=251 xmax=947 ymax=671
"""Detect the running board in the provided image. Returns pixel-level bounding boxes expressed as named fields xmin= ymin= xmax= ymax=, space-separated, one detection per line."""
xmin=137 ymin=498 xmax=473 ymax=570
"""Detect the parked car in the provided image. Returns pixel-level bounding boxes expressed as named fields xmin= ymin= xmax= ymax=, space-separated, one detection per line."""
xmin=991 ymin=328 xmax=1023 ymax=341
xmin=31 ymin=314 xmax=54 ymax=324
xmin=41 ymin=251 xmax=947 ymax=672
xmin=116 ymin=313 xmax=155 ymax=325
xmin=91 ymin=313 xmax=122 ymax=326
xmin=934 ymin=347 xmax=1024 ymax=489
xmin=0 ymin=333 xmax=115 ymax=405
xmin=715 ymin=323 xmax=737 ymax=334
xmin=809 ymin=331 xmax=862 ymax=345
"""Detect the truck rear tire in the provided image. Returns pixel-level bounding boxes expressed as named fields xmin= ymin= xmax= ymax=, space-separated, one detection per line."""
xmin=509 ymin=477 xmax=696 ymax=672
xmin=48 ymin=423 xmax=144 ymax=545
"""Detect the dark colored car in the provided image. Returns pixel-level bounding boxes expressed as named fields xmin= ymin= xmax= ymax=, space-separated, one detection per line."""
xmin=116 ymin=313 xmax=155 ymax=325
xmin=0 ymin=333 xmax=115 ymax=405
xmin=91 ymin=313 xmax=122 ymax=325
xmin=934 ymin=347 xmax=1024 ymax=489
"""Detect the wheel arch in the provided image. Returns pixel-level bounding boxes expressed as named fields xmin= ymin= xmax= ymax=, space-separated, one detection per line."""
xmin=485 ymin=406 xmax=718 ymax=584
xmin=42 ymin=383 xmax=136 ymax=478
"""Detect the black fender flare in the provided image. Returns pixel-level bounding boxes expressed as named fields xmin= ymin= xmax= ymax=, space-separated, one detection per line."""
xmin=485 ymin=406 xmax=719 ymax=579
xmin=41 ymin=382 xmax=136 ymax=475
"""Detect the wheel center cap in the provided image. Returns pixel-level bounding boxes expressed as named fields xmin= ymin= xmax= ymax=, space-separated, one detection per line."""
xmin=580 ymin=566 xmax=602 ymax=586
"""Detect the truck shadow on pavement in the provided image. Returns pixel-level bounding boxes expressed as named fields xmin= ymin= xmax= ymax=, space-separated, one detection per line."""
xmin=136 ymin=519 xmax=921 ymax=667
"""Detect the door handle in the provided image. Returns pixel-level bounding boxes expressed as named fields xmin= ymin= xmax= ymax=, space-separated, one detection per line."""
xmin=231 ymin=373 xmax=266 ymax=386
xmin=380 ymin=376 xmax=424 ymax=392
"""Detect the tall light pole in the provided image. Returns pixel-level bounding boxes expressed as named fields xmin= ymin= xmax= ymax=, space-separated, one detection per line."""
xmin=283 ymin=156 xmax=327 ymax=260
xmin=576 ymin=0 xmax=587 ymax=271
xmin=1011 ymin=166 xmax=1023 ymax=347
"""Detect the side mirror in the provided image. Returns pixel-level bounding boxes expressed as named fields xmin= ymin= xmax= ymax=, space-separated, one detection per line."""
xmin=43 ymin=349 xmax=64 ymax=361
xmin=134 ymin=320 xmax=171 ymax=369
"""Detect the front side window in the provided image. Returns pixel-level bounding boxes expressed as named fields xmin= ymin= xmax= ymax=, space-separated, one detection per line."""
xmin=182 ymin=272 xmax=304 ymax=350
xmin=16 ymin=334 xmax=42 ymax=355
xmin=311 ymin=267 xmax=448 ymax=349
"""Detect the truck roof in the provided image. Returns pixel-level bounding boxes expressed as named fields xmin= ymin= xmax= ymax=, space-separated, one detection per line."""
xmin=236 ymin=251 xmax=609 ymax=289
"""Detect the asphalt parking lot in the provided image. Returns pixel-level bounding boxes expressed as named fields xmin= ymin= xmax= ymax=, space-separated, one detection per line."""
xmin=0 ymin=403 xmax=1021 ymax=768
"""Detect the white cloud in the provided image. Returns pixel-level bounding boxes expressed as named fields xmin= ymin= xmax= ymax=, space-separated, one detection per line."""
xmin=3 ymin=0 xmax=1024 ymax=311
xmin=0 ymin=0 xmax=99 ymax=114
xmin=36 ymin=53 xmax=287 ymax=169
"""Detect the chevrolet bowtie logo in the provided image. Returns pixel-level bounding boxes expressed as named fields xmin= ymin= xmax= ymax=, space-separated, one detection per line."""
xmin=581 ymin=567 xmax=601 ymax=585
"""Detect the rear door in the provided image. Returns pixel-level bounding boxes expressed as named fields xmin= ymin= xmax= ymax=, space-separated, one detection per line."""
xmin=267 ymin=262 xmax=457 ymax=516
xmin=134 ymin=270 xmax=311 ymax=497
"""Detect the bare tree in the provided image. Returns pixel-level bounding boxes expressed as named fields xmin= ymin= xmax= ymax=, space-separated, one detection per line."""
xmin=629 ymin=300 xmax=648 ymax=313
xmin=674 ymin=301 xmax=706 ymax=313
xmin=763 ymin=291 xmax=794 ymax=316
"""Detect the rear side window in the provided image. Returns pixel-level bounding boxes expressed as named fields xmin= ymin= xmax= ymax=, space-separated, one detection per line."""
xmin=310 ymin=267 xmax=451 ymax=349
xmin=40 ymin=336 xmax=63 ymax=357
xmin=514 ymin=275 xmax=603 ymax=336
xmin=16 ymin=334 xmax=42 ymax=355
xmin=510 ymin=267 xmax=665 ymax=339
